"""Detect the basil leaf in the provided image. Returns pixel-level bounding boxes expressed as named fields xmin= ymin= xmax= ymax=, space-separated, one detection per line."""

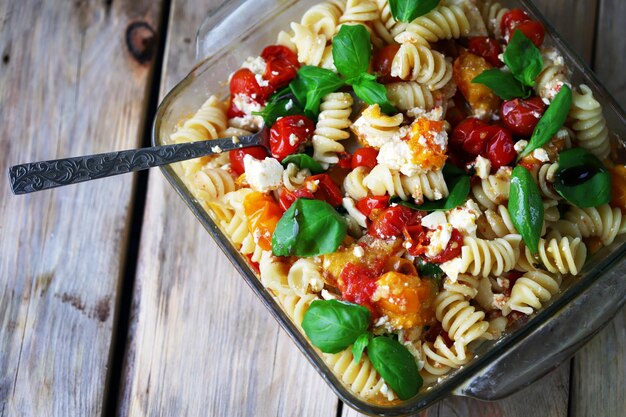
xmin=352 ymin=332 xmax=373 ymax=363
xmin=351 ymin=76 xmax=397 ymax=114
xmin=254 ymin=89 xmax=304 ymax=126
xmin=508 ymin=166 xmax=544 ymax=255
xmin=519 ymin=85 xmax=572 ymax=158
xmin=553 ymin=148 xmax=611 ymax=208
xmin=389 ymin=0 xmax=440 ymax=22
xmin=368 ymin=336 xmax=422 ymax=400
xmin=416 ymin=258 xmax=444 ymax=284
xmin=472 ymin=69 xmax=531 ymax=100
xmin=301 ymin=300 xmax=371 ymax=354
xmin=289 ymin=66 xmax=345 ymax=117
xmin=333 ymin=25 xmax=371 ymax=79
xmin=281 ymin=153 xmax=325 ymax=174
xmin=503 ymin=30 xmax=543 ymax=87
xmin=272 ymin=198 xmax=347 ymax=257
xmin=399 ymin=164 xmax=470 ymax=211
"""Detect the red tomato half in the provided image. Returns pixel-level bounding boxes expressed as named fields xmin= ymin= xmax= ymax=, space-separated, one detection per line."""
xmin=261 ymin=45 xmax=300 ymax=90
xmin=372 ymin=44 xmax=402 ymax=83
xmin=500 ymin=96 xmax=546 ymax=137
xmin=269 ymin=115 xmax=315 ymax=161
xmin=228 ymin=68 xmax=268 ymax=118
xmin=513 ymin=21 xmax=545 ymax=47
xmin=307 ymin=174 xmax=343 ymax=207
xmin=369 ymin=206 xmax=420 ymax=240
xmin=450 ymin=118 xmax=489 ymax=156
xmin=356 ymin=196 xmax=390 ymax=218
xmin=229 ymin=147 xmax=269 ymax=176
xmin=483 ymin=126 xmax=516 ymax=168
xmin=467 ymin=36 xmax=503 ymax=67
xmin=501 ymin=8 xmax=530 ymax=40
xmin=428 ymin=229 xmax=463 ymax=263
xmin=351 ymin=147 xmax=379 ymax=170
xmin=278 ymin=188 xmax=315 ymax=212
xmin=337 ymin=152 xmax=353 ymax=169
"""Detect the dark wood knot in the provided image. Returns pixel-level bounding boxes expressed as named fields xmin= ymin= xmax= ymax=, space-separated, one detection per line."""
xmin=126 ymin=21 xmax=156 ymax=64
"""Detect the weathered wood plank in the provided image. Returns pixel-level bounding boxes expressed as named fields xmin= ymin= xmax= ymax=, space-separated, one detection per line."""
xmin=117 ymin=0 xmax=339 ymax=416
xmin=0 ymin=0 xmax=164 ymax=416
xmin=593 ymin=0 xmax=626 ymax=105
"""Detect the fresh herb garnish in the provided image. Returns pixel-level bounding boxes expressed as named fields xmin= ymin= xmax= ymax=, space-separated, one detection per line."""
xmin=367 ymin=336 xmax=422 ymax=400
xmin=281 ymin=153 xmax=325 ymax=174
xmin=503 ymin=30 xmax=544 ymax=87
xmin=272 ymin=198 xmax=347 ymax=257
xmin=352 ymin=332 xmax=373 ymax=363
xmin=389 ymin=0 xmax=440 ymax=23
xmin=253 ymin=87 xmax=304 ymax=126
xmin=397 ymin=164 xmax=470 ymax=211
xmin=553 ymin=148 xmax=611 ymax=207
xmin=416 ymin=258 xmax=444 ymax=283
xmin=472 ymin=69 xmax=531 ymax=100
xmin=351 ymin=74 xmax=397 ymax=114
xmin=518 ymin=85 xmax=572 ymax=158
xmin=301 ymin=299 xmax=371 ymax=353
xmin=508 ymin=166 xmax=544 ymax=255
xmin=289 ymin=66 xmax=346 ymax=118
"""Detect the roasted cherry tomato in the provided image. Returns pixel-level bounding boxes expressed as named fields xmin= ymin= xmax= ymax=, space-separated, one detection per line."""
xmin=356 ymin=196 xmax=390 ymax=218
xmin=351 ymin=147 xmax=379 ymax=170
xmin=227 ymin=68 xmax=268 ymax=118
xmin=229 ymin=146 xmax=269 ymax=176
xmin=337 ymin=152 xmax=353 ymax=169
xmin=369 ymin=206 xmax=420 ymax=240
xmin=278 ymin=188 xmax=315 ymax=212
xmin=261 ymin=45 xmax=300 ymax=90
xmin=269 ymin=115 xmax=315 ymax=161
xmin=374 ymin=271 xmax=436 ymax=328
xmin=243 ymin=191 xmax=283 ymax=250
xmin=339 ymin=263 xmax=381 ymax=318
xmin=372 ymin=44 xmax=402 ymax=83
xmin=501 ymin=8 xmax=530 ymax=40
xmin=428 ymin=229 xmax=464 ymax=263
xmin=484 ymin=126 xmax=516 ymax=168
xmin=500 ymin=96 xmax=546 ymax=137
xmin=513 ymin=20 xmax=545 ymax=47
xmin=450 ymin=118 xmax=489 ymax=156
xmin=467 ymin=36 xmax=503 ymax=67
xmin=307 ymin=174 xmax=343 ymax=207
xmin=402 ymin=224 xmax=429 ymax=257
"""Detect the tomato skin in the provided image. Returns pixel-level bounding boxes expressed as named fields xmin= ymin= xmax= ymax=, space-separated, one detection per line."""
xmin=243 ymin=191 xmax=283 ymax=251
xmin=307 ymin=174 xmax=343 ymax=207
xmin=373 ymin=44 xmax=402 ymax=83
xmin=228 ymin=68 xmax=269 ymax=118
xmin=501 ymin=8 xmax=530 ymax=40
xmin=484 ymin=126 xmax=516 ymax=168
xmin=513 ymin=21 xmax=545 ymax=47
xmin=278 ymin=188 xmax=315 ymax=211
xmin=337 ymin=152 xmax=353 ymax=169
xmin=500 ymin=97 xmax=546 ymax=137
xmin=450 ymin=118 xmax=489 ymax=156
xmin=356 ymin=196 xmax=390 ymax=217
xmin=229 ymin=146 xmax=269 ymax=176
xmin=468 ymin=36 xmax=503 ymax=67
xmin=339 ymin=262 xmax=383 ymax=319
xmin=402 ymin=224 xmax=429 ymax=257
xmin=351 ymin=147 xmax=379 ymax=170
xmin=369 ymin=206 xmax=420 ymax=240
xmin=428 ymin=229 xmax=464 ymax=263
xmin=269 ymin=115 xmax=315 ymax=161
xmin=261 ymin=45 xmax=300 ymax=90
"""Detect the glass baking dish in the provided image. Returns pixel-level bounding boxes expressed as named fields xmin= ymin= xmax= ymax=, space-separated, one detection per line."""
xmin=153 ymin=0 xmax=626 ymax=415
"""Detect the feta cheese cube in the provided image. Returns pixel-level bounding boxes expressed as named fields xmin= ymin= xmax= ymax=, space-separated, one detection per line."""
xmin=243 ymin=155 xmax=284 ymax=192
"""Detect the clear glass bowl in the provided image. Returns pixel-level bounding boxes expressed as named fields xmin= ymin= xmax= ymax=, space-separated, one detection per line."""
xmin=153 ymin=0 xmax=626 ymax=415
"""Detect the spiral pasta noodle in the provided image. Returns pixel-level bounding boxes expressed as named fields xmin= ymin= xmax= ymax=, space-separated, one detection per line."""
xmin=434 ymin=290 xmax=491 ymax=347
xmin=517 ymin=236 xmax=587 ymax=275
xmin=564 ymin=204 xmax=626 ymax=246
xmin=322 ymin=349 xmax=386 ymax=399
xmin=569 ymin=84 xmax=611 ymax=160
xmin=395 ymin=5 xmax=470 ymax=45
xmin=340 ymin=0 xmax=378 ymax=24
xmin=391 ymin=44 xmax=453 ymax=90
xmin=291 ymin=22 xmax=327 ymax=66
xmin=386 ymin=82 xmax=438 ymax=112
xmin=313 ymin=92 xmax=354 ymax=164
xmin=259 ymin=251 xmax=292 ymax=295
xmin=189 ymin=167 xmax=236 ymax=203
xmin=170 ymin=95 xmax=227 ymax=144
xmin=443 ymin=274 xmax=480 ymax=299
xmin=278 ymin=292 xmax=320 ymax=328
xmin=471 ymin=167 xmax=511 ymax=210
xmin=282 ymin=163 xmax=310 ymax=192
xmin=477 ymin=0 xmax=508 ymax=38
xmin=534 ymin=162 xmax=562 ymax=201
xmin=421 ymin=336 xmax=470 ymax=383
xmin=508 ymin=269 xmax=562 ymax=315
xmin=445 ymin=234 xmax=521 ymax=279
xmin=545 ymin=219 xmax=583 ymax=240
xmin=301 ymin=1 xmax=343 ymax=38
xmin=343 ymin=197 xmax=369 ymax=228
xmin=535 ymin=48 xmax=570 ymax=103
xmin=287 ymin=258 xmax=325 ymax=296
xmin=352 ymin=105 xmax=404 ymax=144
xmin=372 ymin=0 xmax=406 ymax=44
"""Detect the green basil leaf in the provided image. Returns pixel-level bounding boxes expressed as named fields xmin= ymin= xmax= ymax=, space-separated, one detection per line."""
xmin=416 ymin=258 xmax=444 ymax=284
xmin=332 ymin=25 xmax=372 ymax=79
xmin=281 ymin=154 xmax=325 ymax=174
xmin=272 ymin=198 xmax=347 ymax=257
xmin=301 ymin=300 xmax=371 ymax=354
xmin=368 ymin=336 xmax=422 ymax=400
xmin=289 ymin=66 xmax=346 ymax=117
xmin=472 ymin=69 xmax=531 ymax=100
xmin=519 ymin=85 xmax=572 ymax=158
xmin=503 ymin=30 xmax=544 ymax=87
xmin=399 ymin=164 xmax=470 ymax=211
xmin=253 ymin=89 xmax=304 ymax=126
xmin=352 ymin=332 xmax=373 ymax=363
xmin=508 ymin=166 xmax=544 ymax=255
xmin=553 ymin=148 xmax=612 ymax=208
xmin=351 ymin=76 xmax=397 ymax=114
xmin=389 ymin=0 xmax=440 ymax=22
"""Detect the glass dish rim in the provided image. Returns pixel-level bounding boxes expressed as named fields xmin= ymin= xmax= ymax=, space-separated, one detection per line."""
xmin=152 ymin=0 xmax=626 ymax=415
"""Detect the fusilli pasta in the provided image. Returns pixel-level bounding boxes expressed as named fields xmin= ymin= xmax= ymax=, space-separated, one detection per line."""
xmin=569 ymin=84 xmax=611 ymax=160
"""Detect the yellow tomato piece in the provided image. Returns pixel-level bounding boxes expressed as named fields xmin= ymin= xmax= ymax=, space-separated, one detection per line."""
xmin=610 ymin=165 xmax=626 ymax=211
xmin=407 ymin=117 xmax=447 ymax=172
xmin=243 ymin=191 xmax=283 ymax=251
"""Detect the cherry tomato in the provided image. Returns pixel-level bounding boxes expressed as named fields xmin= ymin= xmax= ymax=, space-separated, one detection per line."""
xmin=356 ymin=196 xmax=390 ymax=217
xmin=500 ymin=96 xmax=546 ymax=137
xmin=513 ymin=21 xmax=545 ymax=47
xmin=484 ymin=126 xmax=516 ymax=168
xmin=227 ymin=68 xmax=268 ymax=118
xmin=428 ymin=229 xmax=463 ymax=263
xmin=337 ymin=152 xmax=353 ymax=169
xmin=261 ymin=45 xmax=300 ymax=90
xmin=229 ymin=146 xmax=269 ymax=176
xmin=307 ymin=174 xmax=343 ymax=207
xmin=467 ymin=36 xmax=503 ymax=67
xmin=351 ymin=147 xmax=379 ymax=170
xmin=339 ymin=263 xmax=381 ymax=319
xmin=369 ymin=206 xmax=420 ymax=240
xmin=450 ymin=118 xmax=489 ymax=156
xmin=278 ymin=188 xmax=315 ymax=212
xmin=269 ymin=115 xmax=315 ymax=161
xmin=501 ymin=8 xmax=530 ymax=40
xmin=402 ymin=224 xmax=429 ymax=257
xmin=373 ymin=271 xmax=436 ymax=328
xmin=372 ymin=44 xmax=402 ymax=83
xmin=243 ymin=191 xmax=283 ymax=251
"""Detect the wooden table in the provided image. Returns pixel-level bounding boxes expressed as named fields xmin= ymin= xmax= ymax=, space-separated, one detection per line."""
xmin=1 ymin=1 xmax=624 ymax=416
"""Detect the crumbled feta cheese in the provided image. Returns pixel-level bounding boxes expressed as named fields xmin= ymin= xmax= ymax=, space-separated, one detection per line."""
xmin=211 ymin=145 xmax=223 ymax=153
xmin=371 ymin=285 xmax=390 ymax=302
xmin=243 ymin=155 xmax=284 ymax=192
xmin=232 ymin=94 xmax=262 ymax=115
xmin=421 ymin=211 xmax=448 ymax=229
xmin=492 ymin=293 xmax=511 ymax=315
xmin=353 ymin=245 xmax=365 ymax=258
xmin=426 ymin=223 xmax=453 ymax=258
xmin=377 ymin=140 xmax=418 ymax=176
xmin=474 ymin=155 xmax=491 ymax=179
xmin=321 ymin=289 xmax=338 ymax=300
xmin=255 ymin=73 xmax=269 ymax=87
xmin=440 ymin=256 xmax=465 ymax=281
xmin=496 ymin=277 xmax=510 ymax=290
xmin=288 ymin=133 xmax=299 ymax=146
xmin=533 ymin=148 xmax=550 ymax=162
xmin=285 ymin=99 xmax=293 ymax=111
xmin=241 ymin=56 xmax=267 ymax=75
xmin=514 ymin=140 xmax=528 ymax=155
xmin=380 ymin=383 xmax=396 ymax=401
xmin=447 ymin=199 xmax=481 ymax=236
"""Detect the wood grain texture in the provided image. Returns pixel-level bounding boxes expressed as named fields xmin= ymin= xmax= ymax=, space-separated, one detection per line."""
xmin=0 ymin=0 xmax=163 ymax=416
xmin=593 ymin=0 xmax=626 ymax=105
xmin=117 ymin=0 xmax=339 ymax=416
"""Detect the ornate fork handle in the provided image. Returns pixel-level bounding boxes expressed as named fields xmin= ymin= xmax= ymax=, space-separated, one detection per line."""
xmin=9 ymin=133 xmax=263 ymax=194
